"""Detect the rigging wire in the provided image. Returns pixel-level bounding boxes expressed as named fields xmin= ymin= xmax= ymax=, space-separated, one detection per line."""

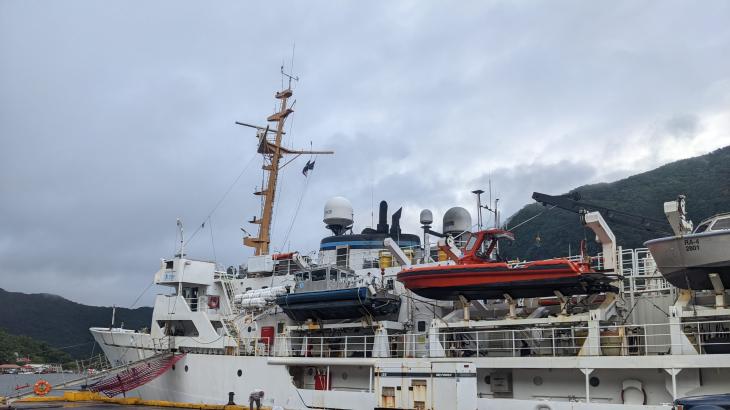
xmin=506 ymin=205 xmax=557 ymax=231
xmin=129 ymin=281 xmax=155 ymax=309
xmin=184 ymin=151 xmax=258 ymax=247
xmin=209 ymin=216 xmax=217 ymax=263
xmin=280 ymin=154 xmax=315 ymax=250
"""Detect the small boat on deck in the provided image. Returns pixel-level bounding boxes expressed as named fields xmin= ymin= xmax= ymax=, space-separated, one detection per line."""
xmin=645 ymin=209 xmax=730 ymax=290
xmin=275 ymin=266 xmax=401 ymax=321
xmin=397 ymin=229 xmax=618 ymax=300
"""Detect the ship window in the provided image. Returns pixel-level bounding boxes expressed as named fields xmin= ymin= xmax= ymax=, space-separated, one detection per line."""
xmin=237 ymin=369 xmax=242 ymax=377
xmin=465 ymin=235 xmax=478 ymax=251
xmin=165 ymin=260 xmax=174 ymax=270
xmin=417 ymin=321 xmax=426 ymax=332
xmin=695 ymin=222 xmax=711 ymax=233
xmin=329 ymin=270 xmax=338 ymax=281
xmin=386 ymin=278 xmax=394 ymax=290
xmin=710 ymin=217 xmax=730 ymax=231
xmin=311 ymin=269 xmax=326 ymax=281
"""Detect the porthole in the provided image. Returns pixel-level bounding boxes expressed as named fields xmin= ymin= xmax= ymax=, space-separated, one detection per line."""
xmin=342 ymin=372 xmax=348 ymax=380
xmin=590 ymin=376 xmax=600 ymax=387
xmin=184 ymin=365 xmax=189 ymax=372
xmin=247 ymin=326 xmax=252 ymax=332
xmin=483 ymin=375 xmax=491 ymax=384
xmin=533 ymin=376 xmax=543 ymax=386
xmin=307 ymin=367 xmax=314 ymax=376
xmin=237 ymin=369 xmax=242 ymax=377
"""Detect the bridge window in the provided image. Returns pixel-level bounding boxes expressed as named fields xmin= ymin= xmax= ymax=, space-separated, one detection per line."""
xmin=311 ymin=269 xmax=326 ymax=281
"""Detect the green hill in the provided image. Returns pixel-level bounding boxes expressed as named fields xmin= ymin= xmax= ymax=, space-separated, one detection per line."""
xmin=0 ymin=329 xmax=72 ymax=364
xmin=503 ymin=146 xmax=730 ymax=261
xmin=0 ymin=288 xmax=152 ymax=359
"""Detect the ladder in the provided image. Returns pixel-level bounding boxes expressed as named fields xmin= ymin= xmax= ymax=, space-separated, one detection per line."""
xmin=219 ymin=274 xmax=243 ymax=354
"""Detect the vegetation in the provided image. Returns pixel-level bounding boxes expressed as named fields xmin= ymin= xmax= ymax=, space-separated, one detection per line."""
xmin=502 ymin=146 xmax=730 ymax=261
xmin=0 ymin=328 xmax=72 ymax=364
xmin=0 ymin=288 xmax=152 ymax=359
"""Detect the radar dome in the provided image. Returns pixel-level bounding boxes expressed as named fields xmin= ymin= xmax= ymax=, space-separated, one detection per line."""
xmin=420 ymin=209 xmax=433 ymax=226
xmin=443 ymin=207 xmax=472 ymax=234
xmin=324 ymin=196 xmax=354 ymax=235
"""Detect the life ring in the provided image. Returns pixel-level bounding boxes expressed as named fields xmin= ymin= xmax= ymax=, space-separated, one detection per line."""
xmin=34 ymin=380 xmax=52 ymax=396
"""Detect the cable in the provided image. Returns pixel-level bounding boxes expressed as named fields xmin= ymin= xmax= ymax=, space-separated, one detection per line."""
xmin=280 ymin=166 xmax=312 ymax=249
xmin=129 ymin=281 xmax=154 ymax=309
xmin=209 ymin=217 xmax=217 ymax=263
xmin=507 ymin=205 xmax=556 ymax=231
xmin=184 ymin=151 xmax=258 ymax=247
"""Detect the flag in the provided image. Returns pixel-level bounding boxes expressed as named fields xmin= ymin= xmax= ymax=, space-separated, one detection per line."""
xmin=302 ymin=159 xmax=315 ymax=176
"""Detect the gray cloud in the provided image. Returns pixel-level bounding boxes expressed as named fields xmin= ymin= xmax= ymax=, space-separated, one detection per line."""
xmin=1 ymin=1 xmax=730 ymax=305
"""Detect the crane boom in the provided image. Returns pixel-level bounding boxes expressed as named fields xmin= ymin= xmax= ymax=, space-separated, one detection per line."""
xmin=531 ymin=192 xmax=672 ymax=235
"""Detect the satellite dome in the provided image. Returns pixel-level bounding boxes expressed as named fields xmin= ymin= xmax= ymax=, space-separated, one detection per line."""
xmin=323 ymin=196 xmax=354 ymax=235
xmin=443 ymin=207 xmax=472 ymax=234
xmin=420 ymin=209 xmax=434 ymax=226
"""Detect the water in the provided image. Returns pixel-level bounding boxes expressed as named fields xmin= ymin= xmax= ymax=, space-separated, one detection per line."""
xmin=0 ymin=374 xmax=73 ymax=398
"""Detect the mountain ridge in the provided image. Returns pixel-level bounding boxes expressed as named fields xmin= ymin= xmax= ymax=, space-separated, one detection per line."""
xmin=502 ymin=146 xmax=730 ymax=260
xmin=0 ymin=288 xmax=152 ymax=359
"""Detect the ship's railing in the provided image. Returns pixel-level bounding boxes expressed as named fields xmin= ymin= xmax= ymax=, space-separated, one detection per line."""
xmin=254 ymin=318 xmax=730 ymax=358
xmin=617 ymin=247 xmax=672 ymax=295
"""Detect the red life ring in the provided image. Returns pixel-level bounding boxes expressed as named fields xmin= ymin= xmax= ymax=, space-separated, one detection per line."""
xmin=34 ymin=380 xmax=52 ymax=396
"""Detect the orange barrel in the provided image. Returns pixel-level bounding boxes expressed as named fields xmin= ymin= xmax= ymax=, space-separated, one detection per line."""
xmin=260 ymin=326 xmax=275 ymax=346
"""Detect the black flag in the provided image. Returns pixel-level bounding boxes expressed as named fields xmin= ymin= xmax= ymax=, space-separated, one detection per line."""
xmin=302 ymin=159 xmax=315 ymax=176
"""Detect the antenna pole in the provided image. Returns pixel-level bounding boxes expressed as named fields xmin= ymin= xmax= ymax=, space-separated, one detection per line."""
xmin=472 ymin=189 xmax=484 ymax=231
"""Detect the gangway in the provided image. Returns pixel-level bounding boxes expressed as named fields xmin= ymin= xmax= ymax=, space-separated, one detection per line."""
xmin=6 ymin=351 xmax=182 ymax=403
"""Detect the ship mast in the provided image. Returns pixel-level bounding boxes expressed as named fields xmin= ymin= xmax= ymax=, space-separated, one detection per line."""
xmin=237 ymin=74 xmax=333 ymax=256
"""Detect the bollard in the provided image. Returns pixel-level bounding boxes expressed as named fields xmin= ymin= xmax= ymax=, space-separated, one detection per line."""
xmin=227 ymin=391 xmax=235 ymax=405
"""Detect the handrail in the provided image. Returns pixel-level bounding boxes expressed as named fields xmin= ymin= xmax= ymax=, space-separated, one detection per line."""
xmin=236 ymin=318 xmax=730 ymax=359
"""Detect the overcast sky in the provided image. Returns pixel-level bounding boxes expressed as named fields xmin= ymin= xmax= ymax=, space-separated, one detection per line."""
xmin=2 ymin=1 xmax=729 ymax=306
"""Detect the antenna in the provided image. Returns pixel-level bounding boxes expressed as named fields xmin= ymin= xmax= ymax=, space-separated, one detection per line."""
xmin=281 ymin=65 xmax=299 ymax=89
xmin=472 ymin=189 xmax=484 ymax=230
xmin=176 ymin=218 xmax=184 ymax=257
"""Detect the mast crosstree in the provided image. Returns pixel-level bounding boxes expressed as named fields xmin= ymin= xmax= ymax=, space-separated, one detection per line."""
xmin=237 ymin=80 xmax=333 ymax=256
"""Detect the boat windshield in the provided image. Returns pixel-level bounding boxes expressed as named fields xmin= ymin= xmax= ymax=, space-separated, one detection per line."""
xmin=695 ymin=222 xmax=711 ymax=233
xmin=711 ymin=217 xmax=730 ymax=231
xmin=465 ymin=235 xmax=478 ymax=251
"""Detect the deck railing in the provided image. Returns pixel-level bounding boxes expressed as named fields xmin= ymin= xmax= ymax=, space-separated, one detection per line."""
xmin=223 ymin=318 xmax=730 ymax=359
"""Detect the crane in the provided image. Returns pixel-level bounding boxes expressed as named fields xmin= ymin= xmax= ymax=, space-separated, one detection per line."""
xmin=531 ymin=192 xmax=672 ymax=235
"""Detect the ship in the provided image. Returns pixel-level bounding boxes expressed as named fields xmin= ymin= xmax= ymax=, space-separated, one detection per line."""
xmin=86 ymin=80 xmax=730 ymax=410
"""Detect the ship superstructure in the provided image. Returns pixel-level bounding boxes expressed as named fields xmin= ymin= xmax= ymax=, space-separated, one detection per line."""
xmin=88 ymin=83 xmax=730 ymax=410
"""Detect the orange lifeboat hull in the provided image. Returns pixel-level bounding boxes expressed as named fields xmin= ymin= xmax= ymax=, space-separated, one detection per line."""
xmin=397 ymin=259 xmax=616 ymax=300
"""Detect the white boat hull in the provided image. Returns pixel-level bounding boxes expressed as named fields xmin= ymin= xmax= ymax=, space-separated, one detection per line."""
xmin=645 ymin=230 xmax=730 ymax=290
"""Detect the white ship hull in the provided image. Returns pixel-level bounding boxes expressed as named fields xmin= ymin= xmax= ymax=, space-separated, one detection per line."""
xmin=91 ymin=327 xmax=730 ymax=410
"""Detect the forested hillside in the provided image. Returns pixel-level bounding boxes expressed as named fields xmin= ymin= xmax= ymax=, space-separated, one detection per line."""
xmin=0 ymin=329 xmax=72 ymax=364
xmin=0 ymin=288 xmax=152 ymax=359
xmin=502 ymin=146 xmax=730 ymax=261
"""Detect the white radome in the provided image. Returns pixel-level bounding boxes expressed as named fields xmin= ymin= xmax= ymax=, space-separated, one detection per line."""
xmin=323 ymin=196 xmax=354 ymax=227
xmin=443 ymin=206 xmax=472 ymax=234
